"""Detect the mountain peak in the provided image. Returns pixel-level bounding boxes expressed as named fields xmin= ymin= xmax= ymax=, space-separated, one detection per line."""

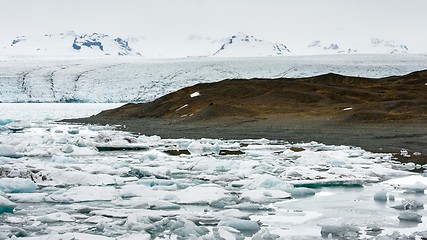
xmin=2 ymin=32 xmax=142 ymax=57
xmin=213 ymin=33 xmax=290 ymax=57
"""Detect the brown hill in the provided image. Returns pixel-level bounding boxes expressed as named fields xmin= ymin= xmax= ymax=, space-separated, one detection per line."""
xmin=70 ymin=70 xmax=427 ymax=163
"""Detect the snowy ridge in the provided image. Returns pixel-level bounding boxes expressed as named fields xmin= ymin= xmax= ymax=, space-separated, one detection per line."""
xmin=1 ymin=32 xmax=142 ymax=57
xmin=1 ymin=55 xmax=427 ymax=103
xmin=306 ymin=38 xmax=409 ymax=55
xmin=213 ymin=33 xmax=290 ymax=57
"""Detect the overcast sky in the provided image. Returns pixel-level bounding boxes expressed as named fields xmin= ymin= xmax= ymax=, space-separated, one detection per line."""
xmin=1 ymin=0 xmax=426 ymax=56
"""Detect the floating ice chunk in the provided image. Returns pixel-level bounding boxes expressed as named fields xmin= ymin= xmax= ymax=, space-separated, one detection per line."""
xmin=320 ymin=224 xmax=360 ymax=238
xmin=398 ymin=210 xmax=422 ymax=223
xmin=67 ymin=129 xmax=80 ymax=135
xmin=117 ymin=233 xmax=151 ymax=240
xmin=38 ymin=212 xmax=76 ymax=223
xmin=8 ymin=193 xmax=47 ymax=203
xmin=241 ymin=189 xmax=291 ymax=203
xmin=0 ymin=178 xmax=37 ymax=193
xmin=403 ymin=181 xmax=427 ymax=194
xmin=84 ymin=216 xmax=114 ymax=224
xmin=51 ymin=155 xmax=79 ymax=164
xmin=374 ymin=190 xmax=388 ymax=202
xmin=0 ymin=195 xmax=16 ymax=214
xmin=243 ymin=174 xmax=292 ymax=191
xmin=171 ymin=218 xmax=209 ymax=238
xmin=5 ymin=121 xmax=31 ymax=132
xmin=286 ymin=187 xmax=316 ymax=198
xmin=187 ymin=141 xmax=220 ymax=155
xmin=383 ymin=175 xmax=427 ymax=190
xmin=175 ymin=184 xmax=227 ymax=205
xmin=0 ymin=119 xmax=13 ymax=126
xmin=4 ymin=216 xmax=25 ymax=224
xmin=225 ymin=202 xmax=267 ymax=211
xmin=47 ymin=186 xmax=118 ymax=202
xmin=403 ymin=162 xmax=416 ymax=170
xmin=138 ymin=135 xmax=161 ymax=141
xmin=391 ymin=200 xmax=424 ymax=210
xmin=218 ymin=217 xmax=260 ymax=233
xmin=252 ymin=228 xmax=280 ymax=240
xmin=71 ymin=137 xmax=87 ymax=147
xmin=190 ymin=91 xmax=200 ymax=98
xmin=18 ymin=232 xmax=112 ymax=240
xmin=61 ymin=144 xmax=74 ymax=153
xmin=142 ymin=149 xmax=168 ymax=160
xmin=0 ymin=145 xmax=18 ymax=158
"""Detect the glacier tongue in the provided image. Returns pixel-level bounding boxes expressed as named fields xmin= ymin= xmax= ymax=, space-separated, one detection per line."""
xmin=1 ymin=55 xmax=427 ymax=103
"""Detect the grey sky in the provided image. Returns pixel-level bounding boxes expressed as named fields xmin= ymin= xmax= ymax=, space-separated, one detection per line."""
xmin=1 ymin=0 xmax=426 ymax=56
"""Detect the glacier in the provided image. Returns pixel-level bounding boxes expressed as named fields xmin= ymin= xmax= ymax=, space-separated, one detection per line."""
xmin=1 ymin=55 xmax=427 ymax=103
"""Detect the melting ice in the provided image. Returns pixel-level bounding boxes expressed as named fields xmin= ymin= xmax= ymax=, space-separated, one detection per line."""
xmin=0 ymin=105 xmax=426 ymax=239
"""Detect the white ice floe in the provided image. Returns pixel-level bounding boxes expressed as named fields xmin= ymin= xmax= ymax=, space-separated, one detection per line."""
xmin=1 ymin=109 xmax=427 ymax=239
xmin=38 ymin=212 xmax=76 ymax=223
xmin=218 ymin=217 xmax=261 ymax=232
xmin=383 ymin=175 xmax=427 ymax=193
xmin=46 ymin=186 xmax=119 ymax=203
xmin=320 ymin=224 xmax=360 ymax=238
xmin=374 ymin=190 xmax=388 ymax=202
xmin=0 ymin=145 xmax=18 ymax=158
xmin=0 ymin=195 xmax=16 ymax=214
xmin=8 ymin=193 xmax=47 ymax=203
xmin=391 ymin=199 xmax=424 ymax=210
xmin=0 ymin=178 xmax=37 ymax=193
xmin=398 ymin=210 xmax=423 ymax=223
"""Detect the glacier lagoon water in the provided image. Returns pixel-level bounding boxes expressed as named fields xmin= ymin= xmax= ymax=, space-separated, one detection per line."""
xmin=0 ymin=104 xmax=426 ymax=240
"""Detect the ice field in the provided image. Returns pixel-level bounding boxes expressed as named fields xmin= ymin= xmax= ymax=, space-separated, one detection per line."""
xmin=1 ymin=54 xmax=427 ymax=103
xmin=0 ymin=104 xmax=426 ymax=239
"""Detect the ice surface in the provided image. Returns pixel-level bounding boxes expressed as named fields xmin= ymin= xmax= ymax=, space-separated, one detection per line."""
xmin=1 ymin=55 xmax=427 ymax=103
xmin=320 ymin=224 xmax=360 ymax=238
xmin=391 ymin=200 xmax=424 ymax=210
xmin=0 ymin=145 xmax=17 ymax=158
xmin=218 ymin=217 xmax=261 ymax=232
xmin=374 ymin=190 xmax=388 ymax=202
xmin=38 ymin=212 xmax=76 ymax=223
xmin=398 ymin=211 xmax=423 ymax=223
xmin=0 ymin=195 xmax=16 ymax=214
xmin=0 ymin=178 xmax=37 ymax=193
xmin=0 ymin=104 xmax=426 ymax=239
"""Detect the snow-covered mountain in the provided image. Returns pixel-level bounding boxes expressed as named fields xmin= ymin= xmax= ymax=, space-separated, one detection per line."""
xmin=212 ymin=33 xmax=290 ymax=57
xmin=306 ymin=38 xmax=409 ymax=55
xmin=1 ymin=32 xmax=142 ymax=58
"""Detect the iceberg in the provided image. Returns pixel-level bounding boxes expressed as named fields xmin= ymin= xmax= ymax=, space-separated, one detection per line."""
xmin=218 ymin=217 xmax=260 ymax=233
xmin=38 ymin=212 xmax=76 ymax=223
xmin=374 ymin=190 xmax=388 ymax=202
xmin=320 ymin=224 xmax=360 ymax=238
xmin=0 ymin=145 xmax=18 ymax=158
xmin=0 ymin=196 xmax=16 ymax=214
xmin=391 ymin=199 xmax=424 ymax=210
xmin=0 ymin=178 xmax=37 ymax=193
xmin=398 ymin=210 xmax=423 ymax=223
